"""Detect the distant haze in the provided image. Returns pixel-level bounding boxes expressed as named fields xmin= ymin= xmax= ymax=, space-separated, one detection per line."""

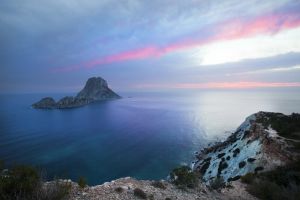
xmin=1 ymin=0 xmax=300 ymax=93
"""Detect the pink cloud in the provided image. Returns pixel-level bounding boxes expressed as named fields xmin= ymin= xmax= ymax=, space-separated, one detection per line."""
xmin=135 ymin=82 xmax=300 ymax=89
xmin=214 ymin=13 xmax=300 ymax=41
xmin=55 ymin=12 xmax=300 ymax=72
xmin=85 ymin=46 xmax=161 ymax=68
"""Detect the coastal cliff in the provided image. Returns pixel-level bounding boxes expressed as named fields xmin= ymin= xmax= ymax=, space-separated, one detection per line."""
xmin=32 ymin=77 xmax=120 ymax=109
xmin=192 ymin=111 xmax=300 ymax=184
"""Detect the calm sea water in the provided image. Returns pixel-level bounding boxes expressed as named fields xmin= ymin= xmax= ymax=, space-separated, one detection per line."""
xmin=1 ymin=90 xmax=300 ymax=185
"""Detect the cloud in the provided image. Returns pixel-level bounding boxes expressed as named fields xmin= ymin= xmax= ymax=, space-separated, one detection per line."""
xmin=135 ymin=82 xmax=300 ymax=89
xmin=55 ymin=7 xmax=300 ymax=72
xmin=1 ymin=0 xmax=300 ymax=92
xmin=192 ymin=52 xmax=300 ymax=74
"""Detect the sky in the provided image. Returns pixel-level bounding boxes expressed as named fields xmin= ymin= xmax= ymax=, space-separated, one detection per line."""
xmin=1 ymin=0 xmax=300 ymax=93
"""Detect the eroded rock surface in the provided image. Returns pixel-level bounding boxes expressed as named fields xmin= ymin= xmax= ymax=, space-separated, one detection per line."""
xmin=192 ymin=111 xmax=300 ymax=183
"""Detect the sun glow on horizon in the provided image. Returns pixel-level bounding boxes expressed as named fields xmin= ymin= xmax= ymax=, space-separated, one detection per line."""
xmin=135 ymin=82 xmax=300 ymax=89
xmin=195 ymin=27 xmax=300 ymax=65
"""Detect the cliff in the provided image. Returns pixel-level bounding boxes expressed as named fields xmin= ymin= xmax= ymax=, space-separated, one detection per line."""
xmin=192 ymin=111 xmax=300 ymax=183
xmin=32 ymin=77 xmax=120 ymax=109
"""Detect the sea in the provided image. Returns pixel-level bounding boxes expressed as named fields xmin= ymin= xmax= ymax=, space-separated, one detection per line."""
xmin=1 ymin=89 xmax=300 ymax=185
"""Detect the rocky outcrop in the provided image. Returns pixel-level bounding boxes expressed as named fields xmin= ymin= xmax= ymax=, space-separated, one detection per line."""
xmin=48 ymin=177 xmax=256 ymax=200
xmin=32 ymin=77 xmax=120 ymax=109
xmin=192 ymin=111 xmax=300 ymax=184
xmin=32 ymin=97 xmax=57 ymax=109
xmin=76 ymin=77 xmax=119 ymax=100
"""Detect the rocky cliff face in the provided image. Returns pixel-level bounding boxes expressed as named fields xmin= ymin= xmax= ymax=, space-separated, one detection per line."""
xmin=76 ymin=77 xmax=119 ymax=100
xmin=32 ymin=77 xmax=120 ymax=109
xmin=192 ymin=111 xmax=300 ymax=184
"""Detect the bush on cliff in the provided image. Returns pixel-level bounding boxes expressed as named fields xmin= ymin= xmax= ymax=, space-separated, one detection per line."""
xmin=243 ymin=160 xmax=300 ymax=200
xmin=209 ymin=177 xmax=225 ymax=190
xmin=257 ymin=113 xmax=300 ymax=139
xmin=0 ymin=162 xmax=71 ymax=200
xmin=133 ymin=188 xmax=147 ymax=199
xmin=170 ymin=166 xmax=199 ymax=189
xmin=151 ymin=180 xmax=166 ymax=189
xmin=77 ymin=176 xmax=87 ymax=189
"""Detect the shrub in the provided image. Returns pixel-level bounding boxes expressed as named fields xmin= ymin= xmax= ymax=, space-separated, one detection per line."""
xmin=247 ymin=179 xmax=280 ymax=200
xmin=209 ymin=177 xmax=225 ymax=190
xmin=151 ymin=180 xmax=166 ymax=189
xmin=257 ymin=113 xmax=300 ymax=139
xmin=41 ymin=179 xmax=72 ymax=200
xmin=246 ymin=179 xmax=300 ymax=200
xmin=170 ymin=166 xmax=199 ymax=188
xmin=244 ymin=160 xmax=300 ymax=200
xmin=133 ymin=188 xmax=147 ymax=199
xmin=77 ymin=176 xmax=87 ymax=189
xmin=0 ymin=164 xmax=70 ymax=200
xmin=148 ymin=194 xmax=154 ymax=200
xmin=0 ymin=165 xmax=40 ymax=199
xmin=115 ymin=186 xmax=123 ymax=193
xmin=241 ymin=173 xmax=255 ymax=184
xmin=0 ymin=160 xmax=4 ymax=171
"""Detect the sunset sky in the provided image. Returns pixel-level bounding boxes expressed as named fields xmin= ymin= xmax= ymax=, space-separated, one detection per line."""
xmin=1 ymin=0 xmax=300 ymax=93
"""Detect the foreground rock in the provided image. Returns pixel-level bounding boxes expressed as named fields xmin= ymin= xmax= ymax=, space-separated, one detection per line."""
xmin=32 ymin=77 xmax=120 ymax=109
xmin=192 ymin=111 xmax=300 ymax=183
xmin=65 ymin=177 xmax=256 ymax=200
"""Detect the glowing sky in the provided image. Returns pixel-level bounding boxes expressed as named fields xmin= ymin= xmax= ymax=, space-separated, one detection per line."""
xmin=1 ymin=0 xmax=300 ymax=92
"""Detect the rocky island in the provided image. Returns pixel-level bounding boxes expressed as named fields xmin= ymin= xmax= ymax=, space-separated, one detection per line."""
xmin=32 ymin=77 xmax=121 ymax=109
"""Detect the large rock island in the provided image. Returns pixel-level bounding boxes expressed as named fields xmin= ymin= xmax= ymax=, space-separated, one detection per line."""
xmin=32 ymin=77 xmax=120 ymax=109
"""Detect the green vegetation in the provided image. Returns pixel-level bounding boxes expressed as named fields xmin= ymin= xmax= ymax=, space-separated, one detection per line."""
xmin=77 ymin=176 xmax=87 ymax=189
xmin=148 ymin=194 xmax=154 ymax=200
xmin=0 ymin=160 xmax=4 ymax=171
xmin=241 ymin=173 xmax=255 ymax=184
xmin=133 ymin=188 xmax=147 ymax=199
xmin=42 ymin=179 xmax=72 ymax=200
xmin=151 ymin=180 xmax=166 ymax=189
xmin=242 ymin=161 xmax=300 ymax=200
xmin=0 ymin=162 xmax=71 ymax=200
xmin=257 ymin=113 xmax=300 ymax=139
xmin=170 ymin=166 xmax=199 ymax=189
xmin=114 ymin=186 xmax=124 ymax=193
xmin=209 ymin=177 xmax=225 ymax=190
